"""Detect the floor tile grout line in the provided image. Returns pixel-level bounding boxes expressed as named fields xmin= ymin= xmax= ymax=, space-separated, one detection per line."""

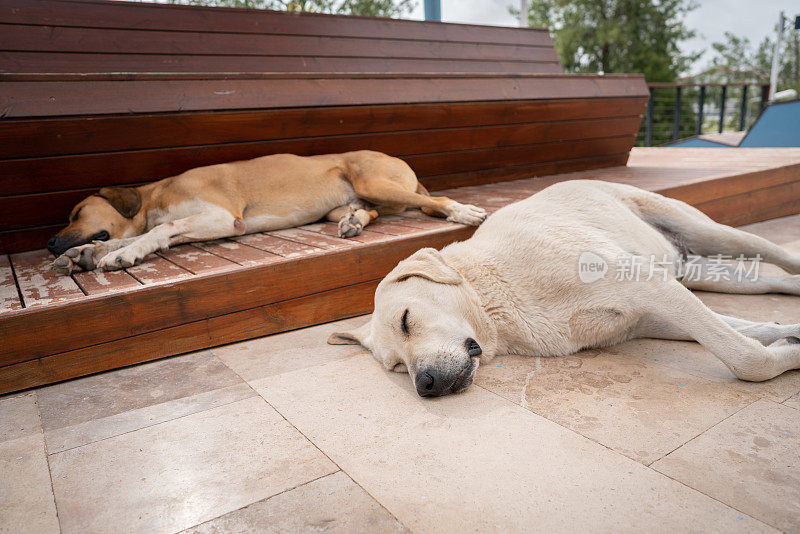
xmin=644 ymin=397 xmax=762 ymax=468
xmin=474 ymin=382 xmax=645 ymax=461
xmin=176 ymin=470 xmax=342 ymax=534
xmin=219 ymin=356 xmax=410 ymax=532
xmin=474 ymin=384 xmax=780 ymax=530
xmin=33 ymin=390 xmax=63 ymax=534
xmin=45 ymin=386 xmax=255 ymax=457
xmin=649 ymin=460 xmax=782 ymax=532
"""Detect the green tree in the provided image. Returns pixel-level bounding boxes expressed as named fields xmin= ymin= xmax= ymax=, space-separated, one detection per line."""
xmin=514 ymin=0 xmax=700 ymax=81
xmin=700 ymin=27 xmax=800 ymax=92
xmin=168 ymin=0 xmax=414 ymax=17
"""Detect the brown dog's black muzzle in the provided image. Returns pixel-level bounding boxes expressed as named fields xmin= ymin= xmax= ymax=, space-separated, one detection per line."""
xmin=47 ymin=230 xmax=109 ymax=257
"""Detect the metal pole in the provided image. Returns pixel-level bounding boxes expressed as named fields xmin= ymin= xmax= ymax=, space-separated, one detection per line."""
xmin=769 ymin=11 xmax=785 ymax=101
xmin=672 ymin=86 xmax=682 ymax=141
xmin=738 ymin=85 xmax=748 ymax=131
xmin=760 ymin=84 xmax=769 ymax=111
xmin=645 ymin=87 xmax=654 ymax=147
xmin=718 ymin=85 xmax=727 ymax=134
xmin=696 ymin=85 xmax=705 ymax=135
xmin=423 ymin=0 xmax=441 ymax=21
xmin=519 ymin=0 xmax=528 ymax=27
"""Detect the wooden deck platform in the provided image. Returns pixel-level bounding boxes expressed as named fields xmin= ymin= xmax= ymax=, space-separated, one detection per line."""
xmin=1 ymin=147 xmax=799 ymax=394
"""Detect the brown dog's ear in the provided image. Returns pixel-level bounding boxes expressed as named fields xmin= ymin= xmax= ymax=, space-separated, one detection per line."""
xmin=384 ymin=247 xmax=462 ymax=286
xmin=97 ymin=187 xmax=141 ymax=219
xmin=328 ymin=320 xmax=372 ymax=350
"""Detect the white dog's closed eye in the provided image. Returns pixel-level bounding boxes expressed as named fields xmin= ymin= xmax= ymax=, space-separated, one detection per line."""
xmin=392 ymin=362 xmax=408 ymax=373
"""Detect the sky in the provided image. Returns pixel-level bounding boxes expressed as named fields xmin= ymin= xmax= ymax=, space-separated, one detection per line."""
xmin=405 ymin=0 xmax=799 ymax=73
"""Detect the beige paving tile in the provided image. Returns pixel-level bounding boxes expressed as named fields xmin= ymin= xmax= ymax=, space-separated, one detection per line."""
xmin=50 ymin=396 xmax=337 ymax=534
xmin=38 ymin=350 xmax=248 ymax=444
xmin=0 ymin=392 xmax=42 ymax=443
xmin=614 ymin=338 xmax=800 ymax=403
xmin=476 ymin=347 xmax=757 ymax=465
xmin=0 ymin=394 xmax=59 ymax=534
xmin=45 ymin=383 xmax=254 ymax=454
xmin=212 ymin=315 xmax=370 ymax=382
xmin=184 ymin=471 xmax=405 ymax=533
xmin=653 ymin=400 xmax=800 ymax=532
xmin=252 ymin=354 xmax=773 ymax=533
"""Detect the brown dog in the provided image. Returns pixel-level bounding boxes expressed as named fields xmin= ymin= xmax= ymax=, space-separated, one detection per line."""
xmin=48 ymin=151 xmax=487 ymax=274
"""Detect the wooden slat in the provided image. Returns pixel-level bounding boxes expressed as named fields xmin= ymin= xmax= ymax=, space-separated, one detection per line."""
xmin=0 ymin=115 xmax=643 ymax=199
xmin=0 ymin=74 xmax=648 ymax=117
xmin=124 ymin=255 xmax=192 ymax=285
xmin=297 ymin=222 xmax=394 ymax=245
xmin=0 ymin=0 xmax=555 ymax=46
xmin=232 ymin=233 xmax=324 ymax=258
xmin=193 ymin=239 xmax=285 ymax=266
xmin=0 ymin=24 xmax=560 ymax=63
xmin=156 ymin=244 xmax=238 ymax=275
xmin=0 ymin=255 xmax=22 ymax=312
xmin=0 ymin=227 xmax=473 ymax=366
xmin=0 ymin=278 xmax=379 ymax=395
xmin=0 ymin=52 xmax=561 ymax=75
xmin=268 ymin=228 xmax=362 ymax=251
xmin=0 ymin=98 xmax=646 ymax=160
xmin=9 ymin=249 xmax=84 ymax=307
xmin=72 ymin=269 xmax=142 ymax=295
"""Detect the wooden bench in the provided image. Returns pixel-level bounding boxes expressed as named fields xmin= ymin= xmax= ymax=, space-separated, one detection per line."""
xmin=0 ymin=0 xmax=648 ymax=254
xmin=0 ymin=0 xmax=655 ymax=392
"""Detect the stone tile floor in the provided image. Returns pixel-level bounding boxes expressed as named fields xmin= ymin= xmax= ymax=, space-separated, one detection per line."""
xmin=2 ymin=216 xmax=799 ymax=533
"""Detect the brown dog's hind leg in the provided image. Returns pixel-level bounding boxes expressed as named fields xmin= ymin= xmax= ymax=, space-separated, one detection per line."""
xmin=351 ymin=179 xmax=486 ymax=226
xmin=326 ymin=203 xmax=378 ymax=238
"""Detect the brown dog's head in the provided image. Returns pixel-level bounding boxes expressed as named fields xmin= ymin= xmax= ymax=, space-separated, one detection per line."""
xmin=47 ymin=187 xmax=142 ymax=257
xmin=328 ymin=248 xmax=496 ymax=398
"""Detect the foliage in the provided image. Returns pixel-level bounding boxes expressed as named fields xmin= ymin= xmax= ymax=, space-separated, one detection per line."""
xmin=513 ymin=0 xmax=700 ymax=81
xmin=167 ymin=0 xmax=415 ymax=17
xmin=698 ymin=28 xmax=800 ymax=93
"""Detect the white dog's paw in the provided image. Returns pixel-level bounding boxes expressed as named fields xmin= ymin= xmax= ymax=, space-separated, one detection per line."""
xmin=445 ymin=202 xmax=487 ymax=226
xmin=97 ymin=246 xmax=145 ymax=271
xmin=52 ymin=242 xmax=109 ymax=275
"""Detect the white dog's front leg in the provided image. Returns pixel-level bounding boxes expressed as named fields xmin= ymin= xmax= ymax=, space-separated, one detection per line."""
xmin=97 ymin=209 xmax=241 ymax=271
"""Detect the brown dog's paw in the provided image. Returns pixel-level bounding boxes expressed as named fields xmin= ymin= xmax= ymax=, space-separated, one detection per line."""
xmin=51 ymin=242 xmax=107 ymax=275
xmin=338 ymin=214 xmax=363 ymax=238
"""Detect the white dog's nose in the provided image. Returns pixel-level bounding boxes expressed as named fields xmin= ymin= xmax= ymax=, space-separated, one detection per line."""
xmin=415 ymin=370 xmax=438 ymax=397
xmin=465 ymin=338 xmax=482 ymax=357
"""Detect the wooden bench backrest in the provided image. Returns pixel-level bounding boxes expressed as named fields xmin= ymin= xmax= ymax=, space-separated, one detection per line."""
xmin=0 ymin=1 xmax=648 ymax=254
xmin=0 ymin=0 xmax=563 ymax=74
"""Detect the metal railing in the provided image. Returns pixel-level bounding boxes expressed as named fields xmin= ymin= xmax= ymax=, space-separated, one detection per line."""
xmin=638 ymin=83 xmax=770 ymax=147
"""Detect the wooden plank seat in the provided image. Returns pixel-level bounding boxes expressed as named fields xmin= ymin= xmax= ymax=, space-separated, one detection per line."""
xmin=2 ymin=147 xmax=800 ymax=394
xmin=0 ymin=0 xmax=649 ymax=254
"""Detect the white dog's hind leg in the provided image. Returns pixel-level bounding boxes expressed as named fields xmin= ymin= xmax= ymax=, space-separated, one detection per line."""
xmin=634 ymin=313 xmax=800 ymax=346
xmin=629 ymin=190 xmax=800 ymax=273
xmin=678 ymin=257 xmax=800 ymax=295
xmin=634 ymin=280 xmax=800 ymax=380
xmin=97 ymin=208 xmax=242 ymax=270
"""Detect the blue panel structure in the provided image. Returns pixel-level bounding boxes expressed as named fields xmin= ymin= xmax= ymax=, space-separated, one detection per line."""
xmin=666 ymin=99 xmax=800 ymax=148
xmin=670 ymin=138 xmax=732 ymax=148
xmin=739 ymin=100 xmax=800 ymax=147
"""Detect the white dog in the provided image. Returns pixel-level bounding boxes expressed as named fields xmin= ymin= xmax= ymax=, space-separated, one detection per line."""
xmin=329 ymin=180 xmax=800 ymax=397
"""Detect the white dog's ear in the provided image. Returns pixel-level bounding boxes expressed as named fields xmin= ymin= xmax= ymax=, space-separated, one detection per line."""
xmin=327 ymin=320 xmax=372 ymax=350
xmin=385 ymin=248 xmax=462 ymax=285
